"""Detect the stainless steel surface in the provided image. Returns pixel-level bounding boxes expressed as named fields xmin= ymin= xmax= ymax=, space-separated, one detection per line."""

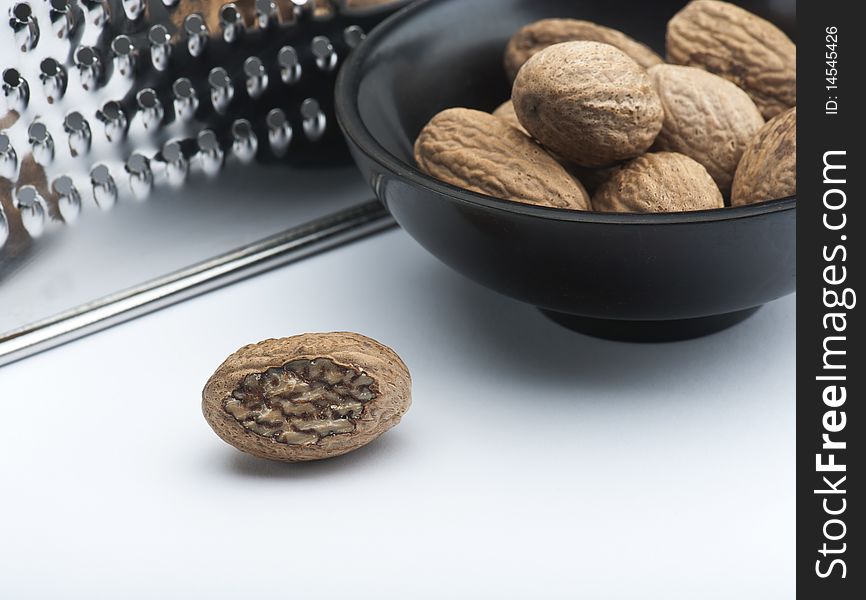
xmin=0 ymin=161 xmax=385 ymax=340
xmin=0 ymin=198 xmax=394 ymax=367
xmin=208 ymin=67 xmax=234 ymax=115
xmin=0 ymin=1 xmax=407 ymax=367
xmin=2 ymin=0 xmax=399 ymax=259
xmin=220 ymin=3 xmax=245 ymax=43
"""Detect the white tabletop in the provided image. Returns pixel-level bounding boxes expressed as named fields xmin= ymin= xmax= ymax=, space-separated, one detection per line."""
xmin=0 ymin=226 xmax=795 ymax=599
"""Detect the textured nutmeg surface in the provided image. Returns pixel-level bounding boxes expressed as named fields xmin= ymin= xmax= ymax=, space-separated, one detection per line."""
xmin=203 ymin=332 xmax=411 ymax=462
xmin=414 ymin=108 xmax=590 ymax=210
xmin=666 ymin=0 xmax=796 ymax=119
xmin=649 ymin=64 xmax=764 ymax=195
xmin=492 ymin=101 xmax=619 ymax=193
xmin=731 ymin=107 xmax=796 ymax=206
xmin=492 ymin=100 xmax=529 ymax=136
xmin=593 ymin=152 xmax=724 ymax=213
xmin=512 ymin=42 xmax=664 ymax=169
xmin=504 ymin=19 xmax=663 ymax=82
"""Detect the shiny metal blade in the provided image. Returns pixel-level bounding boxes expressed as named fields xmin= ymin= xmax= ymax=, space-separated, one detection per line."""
xmin=278 ymin=46 xmax=302 ymax=84
xmin=10 ymin=3 xmax=40 ymax=52
xmin=184 ymin=13 xmax=209 ymax=57
xmin=266 ymin=108 xmax=292 ymax=156
xmin=0 ymin=133 xmax=19 ymax=179
xmin=52 ymin=175 xmax=81 ymax=223
xmin=2 ymin=68 xmax=30 ymax=112
xmin=301 ymin=98 xmax=326 ymax=141
xmin=0 ymin=200 xmax=396 ymax=368
xmin=231 ymin=119 xmax=257 ymax=163
xmin=13 ymin=185 xmax=47 ymax=238
xmin=63 ymin=111 xmax=92 ymax=156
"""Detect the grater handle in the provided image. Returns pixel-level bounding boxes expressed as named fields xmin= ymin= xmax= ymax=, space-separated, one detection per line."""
xmin=0 ymin=199 xmax=395 ymax=367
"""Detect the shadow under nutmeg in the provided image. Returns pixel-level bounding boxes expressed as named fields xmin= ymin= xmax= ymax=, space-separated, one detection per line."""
xmin=216 ymin=431 xmax=408 ymax=480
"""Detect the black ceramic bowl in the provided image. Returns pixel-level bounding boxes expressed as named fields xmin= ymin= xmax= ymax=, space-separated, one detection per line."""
xmin=336 ymin=0 xmax=796 ymax=341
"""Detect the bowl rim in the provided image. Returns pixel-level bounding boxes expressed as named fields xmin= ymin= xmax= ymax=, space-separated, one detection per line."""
xmin=335 ymin=0 xmax=796 ymax=225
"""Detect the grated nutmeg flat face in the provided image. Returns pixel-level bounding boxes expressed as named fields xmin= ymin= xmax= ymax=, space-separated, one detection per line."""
xmin=202 ymin=332 xmax=411 ymax=462
xmin=224 ymin=358 xmax=378 ymax=445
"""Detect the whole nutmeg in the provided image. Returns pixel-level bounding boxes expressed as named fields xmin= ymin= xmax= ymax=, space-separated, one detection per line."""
xmin=593 ymin=152 xmax=724 ymax=213
xmin=666 ymin=0 xmax=796 ymax=119
xmin=504 ymin=18 xmax=663 ymax=82
xmin=512 ymin=41 xmax=664 ymax=169
xmin=492 ymin=101 xmax=619 ymax=193
xmin=649 ymin=64 xmax=764 ymax=195
xmin=567 ymin=163 xmax=627 ymax=196
xmin=731 ymin=107 xmax=796 ymax=206
xmin=202 ymin=332 xmax=411 ymax=462
xmin=414 ymin=108 xmax=591 ymax=210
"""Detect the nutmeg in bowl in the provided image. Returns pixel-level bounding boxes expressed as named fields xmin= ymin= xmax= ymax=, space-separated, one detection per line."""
xmin=336 ymin=0 xmax=796 ymax=341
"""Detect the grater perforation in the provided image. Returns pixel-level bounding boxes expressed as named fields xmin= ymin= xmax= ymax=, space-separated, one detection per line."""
xmin=1 ymin=0 xmax=404 ymax=253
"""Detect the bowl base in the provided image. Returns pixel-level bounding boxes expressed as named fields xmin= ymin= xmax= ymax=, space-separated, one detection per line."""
xmin=540 ymin=307 xmax=762 ymax=343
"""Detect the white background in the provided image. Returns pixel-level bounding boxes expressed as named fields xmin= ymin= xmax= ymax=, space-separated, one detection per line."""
xmin=0 ymin=224 xmax=795 ymax=599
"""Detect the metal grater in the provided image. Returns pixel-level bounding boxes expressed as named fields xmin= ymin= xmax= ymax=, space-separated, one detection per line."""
xmin=0 ymin=0 xmax=406 ymax=365
xmin=0 ymin=0 xmax=404 ymax=256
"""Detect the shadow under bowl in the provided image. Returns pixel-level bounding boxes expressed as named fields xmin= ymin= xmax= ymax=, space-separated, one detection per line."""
xmin=336 ymin=0 xmax=796 ymax=341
